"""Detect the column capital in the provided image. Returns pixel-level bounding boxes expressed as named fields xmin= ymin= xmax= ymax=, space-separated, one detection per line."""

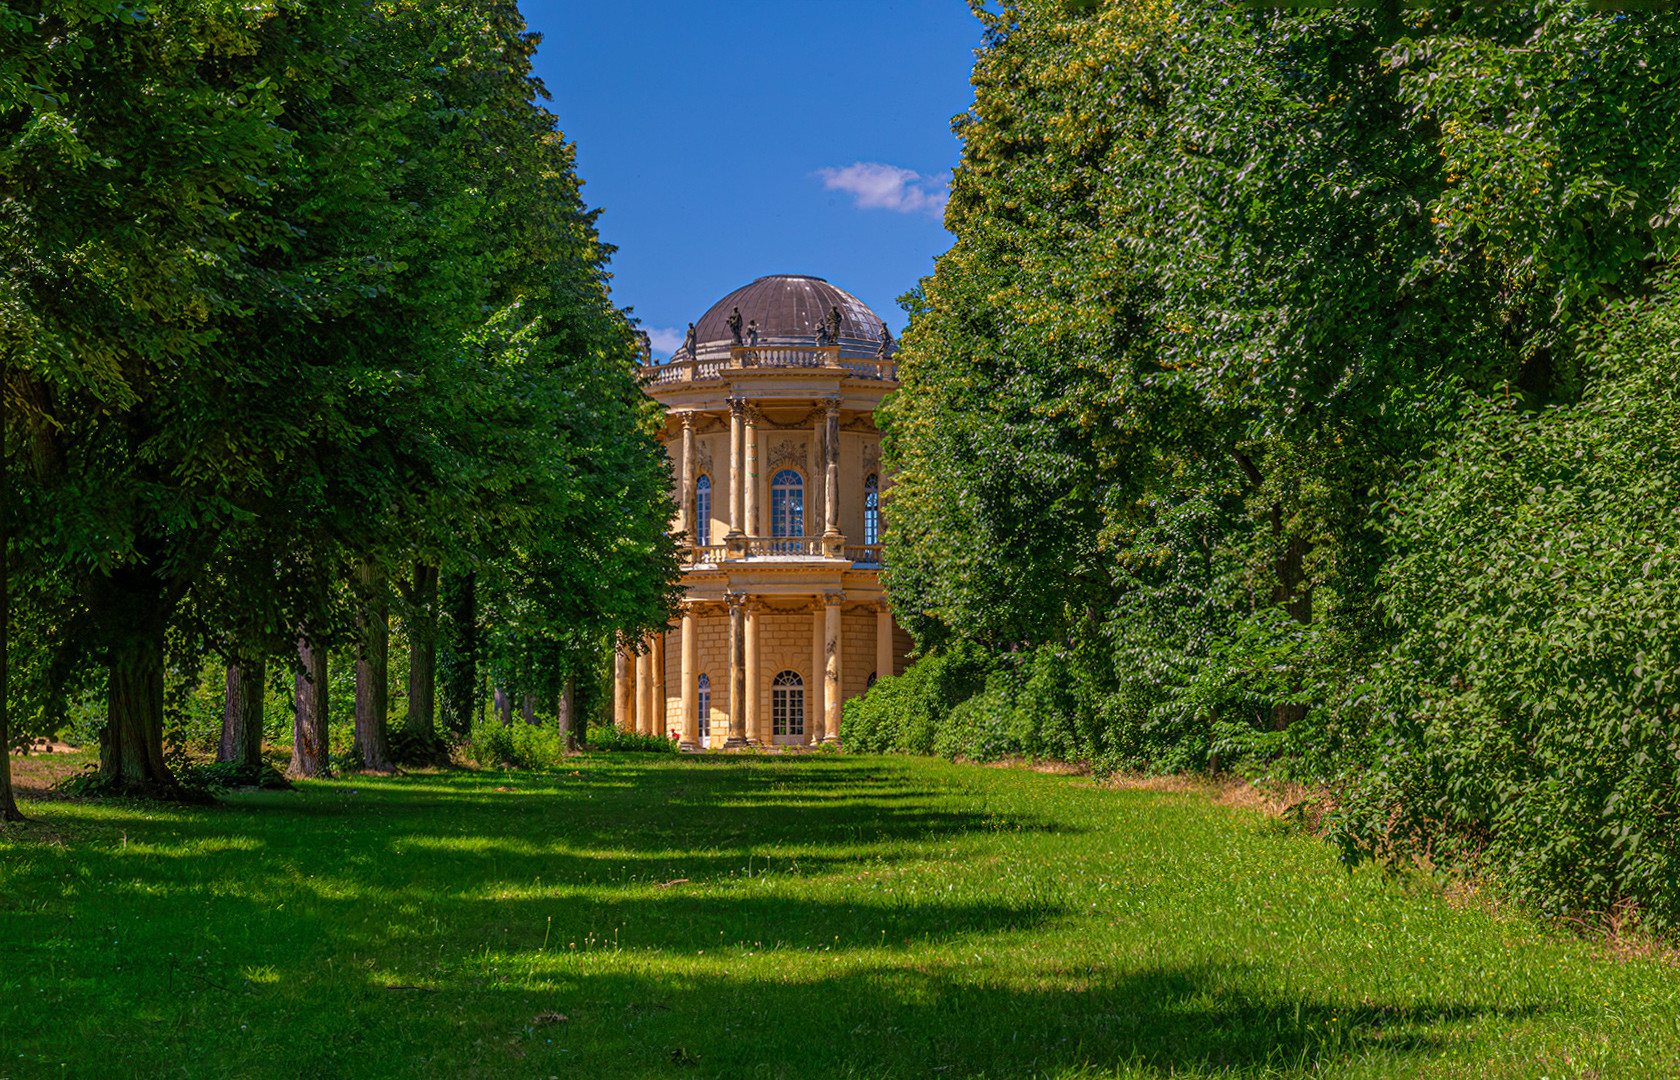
xmin=680 ymin=410 xmax=697 ymax=431
xmin=729 ymin=396 xmax=747 ymax=418
xmin=726 ymin=589 xmax=748 ymax=610
xmin=822 ymin=396 xmax=842 ymax=416
xmin=823 ymin=591 xmax=846 ymax=607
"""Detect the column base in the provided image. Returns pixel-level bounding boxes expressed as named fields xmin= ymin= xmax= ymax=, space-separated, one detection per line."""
xmin=679 ymin=739 xmax=700 ymax=752
xmin=723 ymin=736 xmax=751 ymax=750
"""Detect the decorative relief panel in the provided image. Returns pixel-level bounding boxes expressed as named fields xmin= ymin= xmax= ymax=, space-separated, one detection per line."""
xmin=697 ymin=439 xmax=714 ymax=477
xmin=862 ymin=441 xmax=880 ymax=475
xmin=767 ymin=438 xmax=806 ymax=473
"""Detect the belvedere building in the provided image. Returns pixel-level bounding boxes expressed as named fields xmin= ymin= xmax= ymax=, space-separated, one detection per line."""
xmin=612 ymin=274 xmax=909 ymax=748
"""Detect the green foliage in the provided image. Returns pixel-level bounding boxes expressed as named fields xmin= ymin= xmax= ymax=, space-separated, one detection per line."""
xmin=875 ymin=0 xmax=1680 ymax=934
xmin=841 ymin=641 xmax=995 ymax=755
xmin=1329 ymin=276 xmax=1680 ymax=930
xmin=588 ymin=724 xmax=678 ymax=755
xmin=467 ymin=721 xmax=565 ymax=772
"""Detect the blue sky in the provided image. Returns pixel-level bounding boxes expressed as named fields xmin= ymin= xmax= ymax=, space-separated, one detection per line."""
xmin=521 ymin=1 xmax=987 ymax=357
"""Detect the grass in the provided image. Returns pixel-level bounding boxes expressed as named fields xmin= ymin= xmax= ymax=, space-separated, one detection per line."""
xmin=3 ymin=751 xmax=1679 ymax=1080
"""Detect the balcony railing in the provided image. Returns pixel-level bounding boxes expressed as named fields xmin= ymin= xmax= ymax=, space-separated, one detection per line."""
xmin=744 ymin=535 xmax=827 ymax=558
xmin=643 ymin=345 xmax=897 ymax=386
xmin=844 ymin=544 xmax=885 ymax=567
xmin=683 ymin=539 xmax=886 ymax=566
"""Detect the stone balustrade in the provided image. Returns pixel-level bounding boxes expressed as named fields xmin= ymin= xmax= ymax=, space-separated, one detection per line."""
xmin=642 ymin=344 xmax=896 ymax=387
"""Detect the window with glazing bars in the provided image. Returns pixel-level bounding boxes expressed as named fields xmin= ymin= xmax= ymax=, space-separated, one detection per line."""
xmin=695 ymin=474 xmax=711 ymax=547
xmin=770 ymin=469 xmax=803 ymax=553
xmin=771 ymin=670 xmax=804 ymax=736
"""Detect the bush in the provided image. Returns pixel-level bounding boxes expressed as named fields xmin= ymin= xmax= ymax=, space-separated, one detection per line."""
xmin=840 ymin=640 xmax=993 ymax=754
xmin=467 ymin=722 xmax=564 ymax=770
xmin=1327 ymin=277 xmax=1680 ymax=930
xmin=589 ymin=725 xmax=678 ymax=754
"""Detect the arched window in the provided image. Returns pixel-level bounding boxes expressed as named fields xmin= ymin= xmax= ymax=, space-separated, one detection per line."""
xmin=771 ymin=670 xmax=804 ymax=738
xmin=695 ymin=474 xmax=711 ymax=547
xmin=865 ymin=671 xmax=878 ymax=691
xmin=770 ymin=469 xmax=803 ymax=552
xmin=863 ymin=473 xmax=880 ymax=545
xmin=697 ymin=673 xmax=711 ymax=739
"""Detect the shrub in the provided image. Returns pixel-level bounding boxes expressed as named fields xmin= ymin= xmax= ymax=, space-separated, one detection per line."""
xmin=840 ymin=640 xmax=993 ymax=754
xmin=467 ymin=722 xmax=564 ymax=770
xmin=589 ymin=725 xmax=678 ymax=754
xmin=1327 ymin=277 xmax=1680 ymax=930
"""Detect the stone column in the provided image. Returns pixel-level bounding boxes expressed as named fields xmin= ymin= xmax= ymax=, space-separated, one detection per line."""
xmin=679 ymin=412 xmax=696 ymax=543
xmin=635 ymin=645 xmax=653 ymax=736
xmin=727 ymin=397 xmax=745 ymax=541
xmin=810 ymin=602 xmax=825 ymax=746
xmin=823 ymin=591 xmax=843 ymax=742
xmin=613 ymin=647 xmax=632 ymax=731
xmin=745 ymin=405 xmax=760 ymax=539
xmin=744 ymin=600 xmax=762 ymax=745
xmin=876 ymin=601 xmax=894 ymax=686
xmin=725 ymin=592 xmax=749 ymax=748
xmin=680 ymin=605 xmax=698 ymax=749
xmin=810 ymin=409 xmax=825 ymax=538
xmin=651 ymin=629 xmax=667 ymax=739
xmin=823 ymin=398 xmax=841 ymax=542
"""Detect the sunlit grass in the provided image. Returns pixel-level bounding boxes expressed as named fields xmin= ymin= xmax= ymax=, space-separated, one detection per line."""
xmin=3 ymin=753 xmax=1678 ymax=1079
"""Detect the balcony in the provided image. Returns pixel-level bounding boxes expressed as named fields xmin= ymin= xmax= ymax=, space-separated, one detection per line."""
xmin=644 ymin=345 xmax=897 ymax=387
xmin=681 ymin=538 xmax=885 ymax=568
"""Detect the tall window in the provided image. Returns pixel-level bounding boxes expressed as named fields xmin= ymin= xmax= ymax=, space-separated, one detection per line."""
xmin=771 ymin=670 xmax=804 ymax=737
xmin=770 ymin=469 xmax=803 ymax=552
xmin=863 ymin=473 xmax=880 ymax=545
xmin=695 ymin=474 xmax=711 ymax=547
xmin=697 ymin=673 xmax=711 ymax=738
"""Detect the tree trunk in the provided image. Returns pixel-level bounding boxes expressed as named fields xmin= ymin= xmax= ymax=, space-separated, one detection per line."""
xmin=354 ymin=560 xmax=392 ymax=771
xmin=101 ymin=618 xmax=179 ymax=794
xmin=0 ymin=433 xmax=21 ymax=821
xmin=494 ymin=686 xmax=512 ymax=727
xmin=558 ymin=678 xmax=577 ymax=752
xmin=522 ymin=691 xmax=537 ymax=727
xmin=217 ymin=659 xmax=266 ymax=769
xmin=403 ymin=562 xmax=438 ymax=740
xmin=289 ymin=634 xmax=329 ymax=778
xmin=438 ymin=570 xmax=478 ymax=739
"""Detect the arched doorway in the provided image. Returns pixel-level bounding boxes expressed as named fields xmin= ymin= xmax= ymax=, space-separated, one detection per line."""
xmin=771 ymin=670 xmax=805 ymax=745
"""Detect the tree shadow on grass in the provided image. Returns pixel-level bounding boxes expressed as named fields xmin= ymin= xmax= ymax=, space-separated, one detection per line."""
xmin=368 ymin=960 xmax=1552 ymax=1080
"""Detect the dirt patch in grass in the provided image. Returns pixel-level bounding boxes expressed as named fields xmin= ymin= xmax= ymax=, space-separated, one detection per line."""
xmin=8 ymin=745 xmax=95 ymax=801
xmin=1100 ymin=771 xmax=1324 ymax=822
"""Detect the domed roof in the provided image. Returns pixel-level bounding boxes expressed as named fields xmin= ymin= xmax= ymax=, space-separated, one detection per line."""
xmin=677 ymin=274 xmax=891 ymax=361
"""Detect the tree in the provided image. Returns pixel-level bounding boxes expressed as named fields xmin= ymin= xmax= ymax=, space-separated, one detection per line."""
xmin=885 ymin=0 xmax=1680 ymax=769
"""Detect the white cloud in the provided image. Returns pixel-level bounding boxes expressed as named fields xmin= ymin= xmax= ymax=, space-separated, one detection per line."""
xmin=645 ymin=326 xmax=685 ymax=359
xmin=816 ymin=162 xmax=949 ymax=218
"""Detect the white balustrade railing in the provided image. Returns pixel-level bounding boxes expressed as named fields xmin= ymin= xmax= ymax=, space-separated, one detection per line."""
xmin=643 ymin=347 xmax=897 ymax=387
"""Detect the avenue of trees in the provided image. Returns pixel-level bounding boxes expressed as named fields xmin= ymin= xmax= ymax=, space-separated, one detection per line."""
xmin=1 ymin=0 xmax=681 ymax=816
xmin=848 ymin=0 xmax=1680 ymax=929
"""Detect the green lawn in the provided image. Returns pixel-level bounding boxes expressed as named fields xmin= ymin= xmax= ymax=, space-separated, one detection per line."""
xmin=2 ymin=753 xmax=1676 ymax=1080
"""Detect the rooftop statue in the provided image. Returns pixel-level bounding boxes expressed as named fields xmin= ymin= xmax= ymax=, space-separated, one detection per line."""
xmin=745 ymin=319 xmax=759 ymax=347
xmin=815 ymin=318 xmax=832 ymax=347
xmin=874 ymin=321 xmax=894 ymax=360
xmin=682 ymin=321 xmax=698 ymax=357
xmin=825 ymin=305 xmax=843 ymax=343
xmin=726 ymin=307 xmax=744 ymax=345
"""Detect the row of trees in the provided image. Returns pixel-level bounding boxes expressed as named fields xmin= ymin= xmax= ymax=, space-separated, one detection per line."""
xmin=855 ymin=0 xmax=1680 ymax=928
xmin=2 ymin=0 xmax=681 ymax=815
